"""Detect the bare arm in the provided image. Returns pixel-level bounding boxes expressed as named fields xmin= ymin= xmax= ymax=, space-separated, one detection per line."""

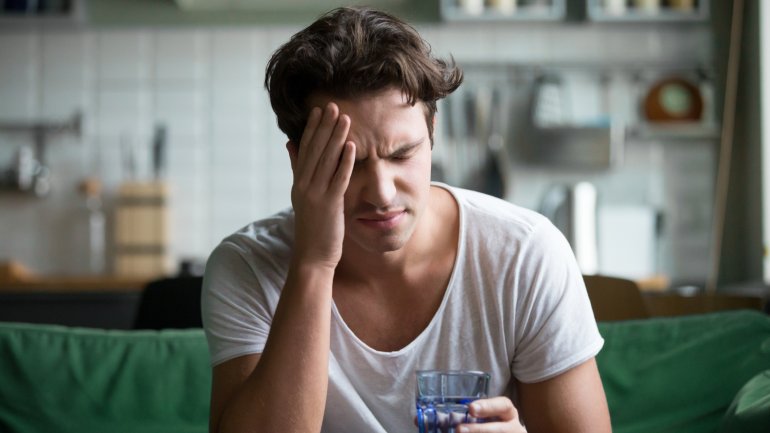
xmin=210 ymin=265 xmax=336 ymax=433
xmin=460 ymin=358 xmax=610 ymax=433
xmin=516 ymin=358 xmax=612 ymax=433
xmin=208 ymin=102 xmax=356 ymax=433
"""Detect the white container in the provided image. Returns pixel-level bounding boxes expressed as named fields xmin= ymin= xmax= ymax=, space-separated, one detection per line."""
xmin=572 ymin=182 xmax=598 ymax=275
xmin=488 ymin=0 xmax=517 ymax=15
xmin=458 ymin=0 xmax=484 ymax=15
xmin=669 ymin=0 xmax=695 ymax=12
xmin=598 ymin=205 xmax=658 ymax=279
xmin=602 ymin=0 xmax=627 ymax=16
xmin=633 ymin=0 xmax=660 ymax=14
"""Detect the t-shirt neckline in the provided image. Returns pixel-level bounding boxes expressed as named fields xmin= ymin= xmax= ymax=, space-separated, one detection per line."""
xmin=330 ymin=182 xmax=465 ymax=357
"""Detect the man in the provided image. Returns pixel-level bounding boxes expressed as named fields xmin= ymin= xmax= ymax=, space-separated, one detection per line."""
xmin=202 ymin=7 xmax=611 ymax=433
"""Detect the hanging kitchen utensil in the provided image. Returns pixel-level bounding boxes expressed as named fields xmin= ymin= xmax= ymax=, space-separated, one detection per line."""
xmin=437 ymin=97 xmax=456 ymax=185
xmin=460 ymin=86 xmax=477 ymax=189
xmin=121 ymin=133 xmax=137 ymax=181
xmin=474 ymin=83 xmax=491 ymax=181
xmin=520 ymin=70 xmax=615 ymax=168
xmin=151 ymin=124 xmax=167 ymax=180
xmin=481 ymin=85 xmax=506 ymax=198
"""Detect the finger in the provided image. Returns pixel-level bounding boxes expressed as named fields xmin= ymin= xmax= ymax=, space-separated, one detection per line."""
xmin=312 ymin=113 xmax=351 ymax=187
xmin=329 ymin=141 xmax=356 ymax=195
xmin=469 ymin=397 xmax=517 ymax=422
xmin=459 ymin=398 xmax=524 ymax=433
xmin=456 ymin=421 xmax=524 ymax=433
xmin=297 ymin=106 xmax=322 ymax=159
xmin=298 ymin=102 xmax=339 ymax=176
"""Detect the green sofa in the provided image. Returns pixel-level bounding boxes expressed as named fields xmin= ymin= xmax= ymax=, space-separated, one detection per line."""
xmin=0 ymin=310 xmax=768 ymax=433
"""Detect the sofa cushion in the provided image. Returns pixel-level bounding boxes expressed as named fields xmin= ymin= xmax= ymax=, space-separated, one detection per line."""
xmin=0 ymin=322 xmax=211 ymax=433
xmin=718 ymin=369 xmax=770 ymax=433
xmin=597 ymin=310 xmax=770 ymax=433
xmin=1 ymin=309 xmax=768 ymax=433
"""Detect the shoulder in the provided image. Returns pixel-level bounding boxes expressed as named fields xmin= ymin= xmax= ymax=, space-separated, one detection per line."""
xmin=201 ymin=208 xmax=294 ymax=323
xmin=217 ymin=208 xmax=295 ymax=256
xmin=206 ymin=208 xmax=295 ymax=277
xmin=438 ymin=184 xmax=573 ymax=277
xmin=439 ymin=183 xmax=553 ymax=243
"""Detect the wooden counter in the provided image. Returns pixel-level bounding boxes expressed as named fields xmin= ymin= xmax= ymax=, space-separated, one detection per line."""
xmin=0 ymin=260 xmax=150 ymax=292
xmin=0 ymin=275 xmax=149 ymax=292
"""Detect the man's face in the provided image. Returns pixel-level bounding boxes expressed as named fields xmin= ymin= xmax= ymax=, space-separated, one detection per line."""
xmin=306 ymin=87 xmax=433 ymax=255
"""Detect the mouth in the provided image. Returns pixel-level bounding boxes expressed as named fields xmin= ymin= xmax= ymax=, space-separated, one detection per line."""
xmin=356 ymin=210 xmax=406 ymax=230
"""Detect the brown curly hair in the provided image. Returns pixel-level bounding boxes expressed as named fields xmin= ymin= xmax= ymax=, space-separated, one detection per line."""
xmin=264 ymin=7 xmax=463 ymax=146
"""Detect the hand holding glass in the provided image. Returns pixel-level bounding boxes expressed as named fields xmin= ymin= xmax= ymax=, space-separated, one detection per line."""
xmin=415 ymin=370 xmax=491 ymax=433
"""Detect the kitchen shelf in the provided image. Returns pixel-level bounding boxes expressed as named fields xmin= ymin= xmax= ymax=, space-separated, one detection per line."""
xmin=0 ymin=0 xmax=87 ymax=29
xmin=0 ymin=112 xmax=82 ymax=197
xmin=440 ymin=0 xmax=566 ymax=22
xmin=587 ymin=0 xmax=709 ymax=22
xmin=0 ymin=112 xmax=82 ymax=137
xmin=626 ymin=122 xmax=720 ymax=141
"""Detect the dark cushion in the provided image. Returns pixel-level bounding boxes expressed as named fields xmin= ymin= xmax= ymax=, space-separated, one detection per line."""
xmin=133 ymin=276 xmax=203 ymax=330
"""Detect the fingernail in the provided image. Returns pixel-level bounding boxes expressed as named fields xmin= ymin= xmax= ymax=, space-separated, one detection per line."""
xmin=469 ymin=402 xmax=480 ymax=413
xmin=457 ymin=427 xmax=469 ymax=433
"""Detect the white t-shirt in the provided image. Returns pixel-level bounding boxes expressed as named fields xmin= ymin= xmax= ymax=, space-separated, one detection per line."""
xmin=201 ymin=183 xmax=604 ymax=433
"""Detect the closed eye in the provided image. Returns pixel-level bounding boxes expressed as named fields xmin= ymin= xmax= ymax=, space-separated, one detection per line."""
xmin=353 ymin=137 xmax=425 ymax=164
xmin=389 ymin=140 xmax=423 ymax=160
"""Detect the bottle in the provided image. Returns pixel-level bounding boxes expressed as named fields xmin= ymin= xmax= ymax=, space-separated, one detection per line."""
xmin=78 ymin=177 xmax=106 ymax=275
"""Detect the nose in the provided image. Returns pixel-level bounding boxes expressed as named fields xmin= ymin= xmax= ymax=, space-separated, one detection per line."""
xmin=361 ymin=161 xmax=397 ymax=209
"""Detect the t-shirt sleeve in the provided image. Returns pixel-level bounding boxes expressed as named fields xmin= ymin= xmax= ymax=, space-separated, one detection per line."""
xmin=201 ymin=241 xmax=278 ymax=367
xmin=511 ymin=219 xmax=604 ymax=383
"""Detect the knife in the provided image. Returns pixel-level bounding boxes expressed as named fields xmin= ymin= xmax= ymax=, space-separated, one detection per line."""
xmin=152 ymin=124 xmax=167 ymax=180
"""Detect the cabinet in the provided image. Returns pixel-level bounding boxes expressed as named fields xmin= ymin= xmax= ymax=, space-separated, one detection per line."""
xmin=587 ymin=0 xmax=709 ymax=22
xmin=0 ymin=0 xmax=86 ymax=29
xmin=174 ymin=0 xmax=408 ymax=11
xmin=440 ymin=0 xmax=708 ymax=23
xmin=440 ymin=0 xmax=565 ymax=22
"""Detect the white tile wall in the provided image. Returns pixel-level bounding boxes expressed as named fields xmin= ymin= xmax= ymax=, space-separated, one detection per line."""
xmin=41 ymin=33 xmax=90 ymax=92
xmin=95 ymin=88 xmax=152 ymax=137
xmin=155 ymin=88 xmax=207 ymax=136
xmin=0 ymin=34 xmax=39 ymax=120
xmin=153 ymin=30 xmax=209 ymax=84
xmin=96 ymin=31 xmax=152 ymax=85
xmin=0 ymin=22 xmax=712 ymax=277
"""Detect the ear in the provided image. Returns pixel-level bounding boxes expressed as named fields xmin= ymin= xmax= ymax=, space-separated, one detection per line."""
xmin=431 ymin=115 xmax=437 ymax=149
xmin=286 ymin=141 xmax=298 ymax=172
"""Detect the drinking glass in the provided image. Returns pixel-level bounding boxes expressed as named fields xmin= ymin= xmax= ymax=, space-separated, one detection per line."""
xmin=415 ymin=370 xmax=490 ymax=433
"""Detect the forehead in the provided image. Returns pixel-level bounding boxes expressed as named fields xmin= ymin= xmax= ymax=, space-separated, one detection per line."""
xmin=306 ymin=88 xmax=428 ymax=140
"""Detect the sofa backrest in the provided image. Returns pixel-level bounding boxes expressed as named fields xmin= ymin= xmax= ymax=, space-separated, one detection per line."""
xmin=0 ymin=310 xmax=768 ymax=433
xmin=0 ymin=322 xmax=211 ymax=433
xmin=597 ymin=310 xmax=770 ymax=433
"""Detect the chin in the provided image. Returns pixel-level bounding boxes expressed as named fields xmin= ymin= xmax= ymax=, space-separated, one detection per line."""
xmin=360 ymin=236 xmax=407 ymax=254
xmin=347 ymin=229 xmax=412 ymax=255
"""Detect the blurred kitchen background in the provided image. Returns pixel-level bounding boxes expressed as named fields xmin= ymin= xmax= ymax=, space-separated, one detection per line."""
xmin=0 ymin=0 xmax=768 ymax=319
